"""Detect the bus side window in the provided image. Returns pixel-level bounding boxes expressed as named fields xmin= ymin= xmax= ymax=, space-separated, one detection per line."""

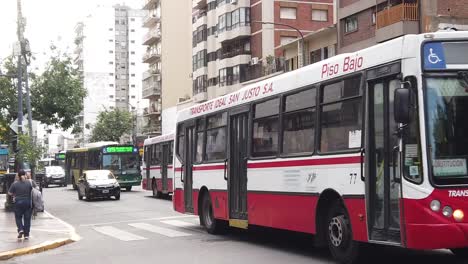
xmin=176 ymin=124 xmax=185 ymax=161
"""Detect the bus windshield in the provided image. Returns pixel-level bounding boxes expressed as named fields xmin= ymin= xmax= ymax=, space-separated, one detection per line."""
xmin=426 ymin=76 xmax=468 ymax=184
xmin=102 ymin=154 xmax=139 ymax=175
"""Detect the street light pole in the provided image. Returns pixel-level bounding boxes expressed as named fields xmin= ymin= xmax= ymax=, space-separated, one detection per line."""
xmin=251 ymin=21 xmax=307 ymax=67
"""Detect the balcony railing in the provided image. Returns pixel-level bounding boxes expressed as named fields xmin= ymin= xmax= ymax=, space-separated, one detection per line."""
xmin=142 ymin=77 xmax=161 ymax=99
xmin=376 ymin=3 xmax=419 ymax=29
xmin=143 ymin=12 xmax=160 ymax=28
xmin=142 ymin=48 xmax=161 ymax=63
xmin=143 ymin=0 xmax=159 ymax=10
xmin=143 ymin=104 xmax=162 ymax=116
xmin=142 ymin=68 xmax=161 ymax=80
xmin=142 ymin=28 xmax=161 ymax=45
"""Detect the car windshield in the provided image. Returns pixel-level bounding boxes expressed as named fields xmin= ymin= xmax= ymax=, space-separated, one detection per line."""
xmin=45 ymin=166 xmax=64 ymax=174
xmin=86 ymin=171 xmax=114 ymax=181
xmin=102 ymin=154 xmax=139 ymax=174
xmin=425 ymin=76 xmax=468 ymax=185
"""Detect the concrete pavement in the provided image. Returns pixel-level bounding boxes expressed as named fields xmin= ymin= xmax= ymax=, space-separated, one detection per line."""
xmin=0 ymin=194 xmax=79 ymax=261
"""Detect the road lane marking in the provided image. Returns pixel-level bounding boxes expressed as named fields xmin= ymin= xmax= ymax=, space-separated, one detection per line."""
xmin=94 ymin=226 xmax=147 ymax=241
xmin=129 ymin=223 xmax=191 ymax=237
xmin=80 ymin=215 xmax=198 ymax=227
xmin=160 ymin=220 xmax=199 ymax=228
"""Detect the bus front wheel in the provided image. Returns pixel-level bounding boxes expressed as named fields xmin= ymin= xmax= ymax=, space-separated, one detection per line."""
xmin=125 ymin=186 xmax=132 ymax=192
xmin=326 ymin=200 xmax=359 ymax=264
xmin=201 ymin=193 xmax=226 ymax=234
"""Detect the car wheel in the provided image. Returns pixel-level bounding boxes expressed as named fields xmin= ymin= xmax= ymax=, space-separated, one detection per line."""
xmin=326 ymin=200 xmax=360 ymax=264
xmin=125 ymin=186 xmax=132 ymax=192
xmin=201 ymin=193 xmax=227 ymax=234
xmin=115 ymin=193 xmax=120 ymax=200
xmin=451 ymin=248 xmax=468 ymax=258
xmin=78 ymin=190 xmax=83 ymax=200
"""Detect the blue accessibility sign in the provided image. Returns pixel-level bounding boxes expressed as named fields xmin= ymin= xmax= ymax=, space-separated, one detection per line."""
xmin=424 ymin=42 xmax=446 ymax=70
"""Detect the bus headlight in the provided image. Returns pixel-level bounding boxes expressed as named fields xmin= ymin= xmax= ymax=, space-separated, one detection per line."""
xmin=453 ymin=209 xmax=464 ymax=222
xmin=443 ymin=206 xmax=453 ymax=218
xmin=430 ymin=200 xmax=441 ymax=212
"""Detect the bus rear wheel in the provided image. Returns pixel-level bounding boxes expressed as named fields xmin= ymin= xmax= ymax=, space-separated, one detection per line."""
xmin=451 ymin=248 xmax=468 ymax=258
xmin=326 ymin=201 xmax=359 ymax=264
xmin=201 ymin=193 xmax=226 ymax=234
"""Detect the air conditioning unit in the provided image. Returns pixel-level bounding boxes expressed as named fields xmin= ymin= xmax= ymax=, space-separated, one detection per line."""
xmin=231 ymin=0 xmax=237 ymax=4
xmin=156 ymin=75 xmax=161 ymax=81
xmin=250 ymin=57 xmax=259 ymax=65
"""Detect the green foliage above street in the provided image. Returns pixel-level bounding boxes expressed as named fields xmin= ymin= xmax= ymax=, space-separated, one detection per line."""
xmin=16 ymin=134 xmax=44 ymax=166
xmin=0 ymin=57 xmax=19 ymax=143
xmin=31 ymin=54 xmax=86 ymax=131
xmin=90 ymin=109 xmax=133 ymax=142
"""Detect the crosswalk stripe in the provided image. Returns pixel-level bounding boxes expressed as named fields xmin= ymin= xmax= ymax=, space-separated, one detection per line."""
xmin=94 ymin=226 xmax=147 ymax=241
xmin=160 ymin=220 xmax=199 ymax=228
xmin=129 ymin=223 xmax=191 ymax=237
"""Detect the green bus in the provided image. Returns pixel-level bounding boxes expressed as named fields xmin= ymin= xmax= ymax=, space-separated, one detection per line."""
xmin=65 ymin=142 xmax=141 ymax=191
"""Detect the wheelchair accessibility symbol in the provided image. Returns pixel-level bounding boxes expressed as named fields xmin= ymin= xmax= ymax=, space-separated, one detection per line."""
xmin=428 ymin=48 xmax=443 ymax=64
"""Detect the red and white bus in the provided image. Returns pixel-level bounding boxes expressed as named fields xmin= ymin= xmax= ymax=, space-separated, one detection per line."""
xmin=142 ymin=134 xmax=174 ymax=198
xmin=173 ymin=31 xmax=468 ymax=263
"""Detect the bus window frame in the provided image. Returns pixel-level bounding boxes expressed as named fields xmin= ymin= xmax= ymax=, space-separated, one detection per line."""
xmin=194 ymin=117 xmax=206 ymax=165
xmin=250 ymin=95 xmax=281 ymax=160
xmin=204 ymin=111 xmax=228 ymax=163
xmin=316 ymin=73 xmax=365 ymax=156
xmin=176 ymin=123 xmax=185 ymax=162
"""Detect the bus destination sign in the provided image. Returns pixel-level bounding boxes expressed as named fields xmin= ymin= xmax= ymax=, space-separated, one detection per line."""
xmin=55 ymin=153 xmax=66 ymax=160
xmin=104 ymin=146 xmax=137 ymax=154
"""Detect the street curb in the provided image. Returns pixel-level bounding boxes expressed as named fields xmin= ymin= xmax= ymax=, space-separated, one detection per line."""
xmin=0 ymin=237 xmax=75 ymax=261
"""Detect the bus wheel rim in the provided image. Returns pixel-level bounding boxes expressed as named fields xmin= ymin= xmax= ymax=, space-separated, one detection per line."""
xmin=329 ymin=216 xmax=344 ymax=247
xmin=204 ymin=202 xmax=213 ymax=227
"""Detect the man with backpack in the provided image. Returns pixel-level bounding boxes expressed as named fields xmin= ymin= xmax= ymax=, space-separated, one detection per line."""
xmin=8 ymin=170 xmax=37 ymax=240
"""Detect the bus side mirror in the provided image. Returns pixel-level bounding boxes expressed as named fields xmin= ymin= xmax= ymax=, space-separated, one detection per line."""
xmin=394 ymin=88 xmax=411 ymax=124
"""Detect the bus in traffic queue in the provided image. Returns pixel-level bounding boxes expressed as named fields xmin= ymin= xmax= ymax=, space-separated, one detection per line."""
xmin=66 ymin=142 xmax=141 ymax=191
xmin=173 ymin=31 xmax=468 ymax=263
xmin=55 ymin=151 xmax=66 ymax=168
xmin=142 ymin=134 xmax=174 ymax=198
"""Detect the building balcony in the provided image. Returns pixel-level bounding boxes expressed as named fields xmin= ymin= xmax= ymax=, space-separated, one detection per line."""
xmin=193 ymin=88 xmax=208 ymax=103
xmin=217 ymin=24 xmax=251 ymax=44
xmin=142 ymin=68 xmax=161 ymax=81
xmin=143 ymin=0 xmax=159 ymax=10
xmin=143 ymin=12 xmax=160 ymax=28
xmin=142 ymin=48 xmax=161 ymax=64
xmin=376 ymin=3 xmax=419 ymax=42
xmin=376 ymin=3 xmax=419 ymax=29
xmin=193 ymin=0 xmax=207 ymax=9
xmin=143 ymin=123 xmax=162 ymax=136
xmin=142 ymin=77 xmax=161 ymax=99
xmin=142 ymin=28 xmax=161 ymax=45
xmin=143 ymin=104 xmax=162 ymax=117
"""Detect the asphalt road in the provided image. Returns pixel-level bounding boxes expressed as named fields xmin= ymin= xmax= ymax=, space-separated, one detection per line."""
xmin=6 ymin=186 xmax=466 ymax=264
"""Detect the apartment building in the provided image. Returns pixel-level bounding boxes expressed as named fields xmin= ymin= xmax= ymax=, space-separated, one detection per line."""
xmin=192 ymin=0 xmax=334 ymax=103
xmin=338 ymin=0 xmax=468 ymax=53
xmin=74 ymin=5 xmax=148 ymax=144
xmin=142 ymin=0 xmax=193 ymax=136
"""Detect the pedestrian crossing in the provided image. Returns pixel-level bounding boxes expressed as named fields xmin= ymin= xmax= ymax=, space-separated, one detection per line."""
xmin=91 ymin=216 xmax=202 ymax=242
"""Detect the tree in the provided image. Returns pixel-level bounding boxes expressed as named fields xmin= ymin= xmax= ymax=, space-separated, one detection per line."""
xmin=90 ymin=109 xmax=133 ymax=142
xmin=31 ymin=52 xmax=86 ymax=131
xmin=0 ymin=57 xmax=19 ymax=142
xmin=17 ymin=134 xmax=45 ymax=171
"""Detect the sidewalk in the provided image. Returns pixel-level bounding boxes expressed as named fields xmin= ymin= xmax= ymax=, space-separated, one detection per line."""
xmin=0 ymin=194 xmax=79 ymax=261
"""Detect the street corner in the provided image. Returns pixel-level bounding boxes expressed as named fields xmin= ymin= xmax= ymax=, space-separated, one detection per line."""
xmin=0 ymin=208 xmax=80 ymax=261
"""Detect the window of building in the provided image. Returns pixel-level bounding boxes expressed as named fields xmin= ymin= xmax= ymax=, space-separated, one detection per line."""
xmin=109 ymin=73 xmax=114 ymax=76
xmin=319 ymin=76 xmax=363 ymax=152
xmin=131 ymin=84 xmax=136 ymax=88
xmin=312 ymin=9 xmax=328 ymax=21
xmin=345 ymin=16 xmax=358 ymax=33
xmin=131 ymin=95 xmax=136 ymax=99
xmin=109 ymin=95 xmax=114 ymax=99
xmin=252 ymin=98 xmax=280 ymax=157
xmin=280 ymin=36 xmax=297 ymax=45
xmin=131 ymin=51 xmax=135 ymax=55
xmin=131 ymin=29 xmax=135 ymax=32
xmin=109 ymin=28 xmax=113 ymax=31
xmin=109 ymin=61 xmax=114 ymax=65
xmin=282 ymin=88 xmax=316 ymax=154
xmin=131 ymin=62 xmax=135 ymax=65
xmin=205 ymin=112 xmax=227 ymax=161
xmin=372 ymin=12 xmax=376 ymax=25
xmin=280 ymin=7 xmax=297 ymax=19
xmin=177 ymin=124 xmax=185 ymax=159
xmin=109 ymin=39 xmax=114 ymax=42
xmin=130 ymin=18 xmax=135 ymax=22
xmin=109 ymin=50 xmax=114 ymax=54
xmin=109 ymin=84 xmax=114 ymax=87
xmin=195 ymin=119 xmax=205 ymax=162
xmin=131 ymin=40 xmax=135 ymax=43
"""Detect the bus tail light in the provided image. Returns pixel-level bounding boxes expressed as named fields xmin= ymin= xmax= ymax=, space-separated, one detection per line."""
xmin=443 ymin=206 xmax=453 ymax=218
xmin=453 ymin=209 xmax=464 ymax=222
xmin=430 ymin=200 xmax=441 ymax=212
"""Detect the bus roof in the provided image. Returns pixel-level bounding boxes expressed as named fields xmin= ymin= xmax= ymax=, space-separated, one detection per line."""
xmin=144 ymin=133 xmax=175 ymax=146
xmin=177 ymin=32 xmax=468 ymax=122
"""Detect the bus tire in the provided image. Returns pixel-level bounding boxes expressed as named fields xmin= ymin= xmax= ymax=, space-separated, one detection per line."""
xmin=326 ymin=200 xmax=359 ymax=264
xmin=125 ymin=186 xmax=132 ymax=192
xmin=78 ymin=191 xmax=83 ymax=200
xmin=201 ymin=193 xmax=226 ymax=234
xmin=451 ymin=248 xmax=468 ymax=258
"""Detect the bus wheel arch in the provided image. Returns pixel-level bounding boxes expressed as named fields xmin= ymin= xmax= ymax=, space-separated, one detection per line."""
xmin=315 ymin=189 xmax=344 ymax=247
xmin=197 ymin=186 xmax=209 ymax=225
xmin=152 ymin=177 xmax=160 ymax=198
xmin=198 ymin=187 xmax=227 ymax=234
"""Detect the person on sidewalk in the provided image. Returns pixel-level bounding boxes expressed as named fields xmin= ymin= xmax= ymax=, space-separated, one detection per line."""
xmin=8 ymin=170 xmax=36 ymax=240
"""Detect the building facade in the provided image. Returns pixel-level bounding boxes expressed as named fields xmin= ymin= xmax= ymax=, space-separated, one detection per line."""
xmin=191 ymin=0 xmax=334 ymax=103
xmin=74 ymin=5 xmax=149 ymax=144
xmin=337 ymin=0 xmax=468 ymax=53
xmin=142 ymin=0 xmax=193 ymax=136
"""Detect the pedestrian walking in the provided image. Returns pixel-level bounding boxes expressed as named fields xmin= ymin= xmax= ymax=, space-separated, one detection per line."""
xmin=8 ymin=170 xmax=37 ymax=240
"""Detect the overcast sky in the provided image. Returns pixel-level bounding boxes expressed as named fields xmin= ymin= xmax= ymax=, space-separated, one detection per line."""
xmin=0 ymin=0 xmax=140 ymax=70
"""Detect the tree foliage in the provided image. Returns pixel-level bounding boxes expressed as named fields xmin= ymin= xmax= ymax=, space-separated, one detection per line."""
xmin=31 ymin=54 xmax=86 ymax=130
xmin=90 ymin=109 xmax=133 ymax=142
xmin=0 ymin=57 xmax=19 ymax=142
xmin=17 ymin=134 xmax=45 ymax=166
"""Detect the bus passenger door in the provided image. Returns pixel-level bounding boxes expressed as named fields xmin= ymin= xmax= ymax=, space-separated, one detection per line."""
xmin=228 ymin=107 xmax=249 ymax=228
xmin=145 ymin=146 xmax=151 ymax=190
xmin=161 ymin=143 xmax=169 ymax=192
xmin=184 ymin=124 xmax=196 ymax=213
xmin=366 ymin=70 xmax=402 ymax=244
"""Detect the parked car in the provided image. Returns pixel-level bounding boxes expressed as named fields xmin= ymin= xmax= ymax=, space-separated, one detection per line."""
xmin=77 ymin=170 xmax=120 ymax=201
xmin=43 ymin=166 xmax=66 ymax=187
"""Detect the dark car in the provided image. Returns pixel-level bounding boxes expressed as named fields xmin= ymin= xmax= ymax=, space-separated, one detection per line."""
xmin=43 ymin=166 xmax=67 ymax=187
xmin=77 ymin=170 xmax=120 ymax=201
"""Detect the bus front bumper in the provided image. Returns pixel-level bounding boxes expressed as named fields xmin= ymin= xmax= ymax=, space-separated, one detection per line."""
xmin=117 ymin=180 xmax=141 ymax=187
xmin=406 ymin=223 xmax=468 ymax=249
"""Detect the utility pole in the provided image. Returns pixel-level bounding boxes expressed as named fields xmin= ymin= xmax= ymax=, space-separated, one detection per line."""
xmin=16 ymin=0 xmax=24 ymax=137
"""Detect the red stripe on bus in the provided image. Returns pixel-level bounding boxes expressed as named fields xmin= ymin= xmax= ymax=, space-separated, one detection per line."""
xmin=247 ymin=156 xmax=361 ymax=169
xmin=143 ymin=166 xmax=161 ymax=171
xmin=193 ymin=165 xmax=225 ymax=171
